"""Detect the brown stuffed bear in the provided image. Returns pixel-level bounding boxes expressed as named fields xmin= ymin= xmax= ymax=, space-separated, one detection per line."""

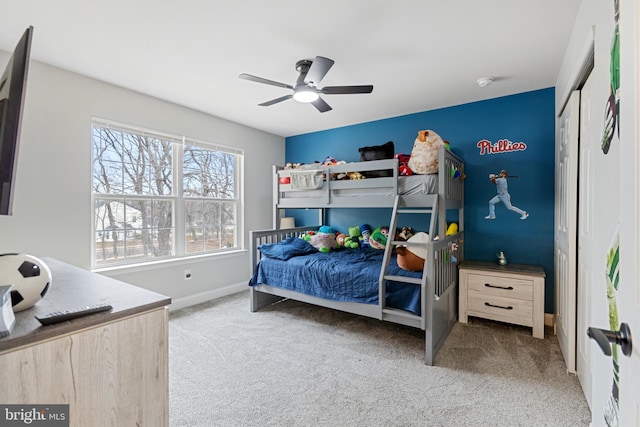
xmin=396 ymin=232 xmax=429 ymax=271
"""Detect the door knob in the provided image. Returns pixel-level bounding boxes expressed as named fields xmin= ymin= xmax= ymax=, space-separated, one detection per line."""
xmin=587 ymin=322 xmax=633 ymax=357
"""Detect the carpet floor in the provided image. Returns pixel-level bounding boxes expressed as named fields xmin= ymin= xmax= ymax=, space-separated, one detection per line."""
xmin=169 ymin=291 xmax=590 ymax=426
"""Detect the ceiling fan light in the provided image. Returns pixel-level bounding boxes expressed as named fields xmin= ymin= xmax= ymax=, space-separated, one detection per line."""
xmin=293 ymin=88 xmax=319 ymax=103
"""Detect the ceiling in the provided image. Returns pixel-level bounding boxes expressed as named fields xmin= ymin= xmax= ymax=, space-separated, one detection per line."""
xmin=0 ymin=1 xmax=582 ymax=138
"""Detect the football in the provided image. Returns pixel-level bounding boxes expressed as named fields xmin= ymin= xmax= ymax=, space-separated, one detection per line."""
xmin=0 ymin=254 xmax=52 ymax=312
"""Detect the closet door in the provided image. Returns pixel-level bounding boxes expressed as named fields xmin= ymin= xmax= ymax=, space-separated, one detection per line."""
xmin=555 ymin=90 xmax=579 ymax=374
xmin=577 ymin=73 xmax=597 ymax=407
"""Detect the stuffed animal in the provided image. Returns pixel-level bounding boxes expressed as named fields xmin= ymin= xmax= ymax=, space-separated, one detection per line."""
xmin=407 ymin=130 xmax=446 ymax=175
xmin=309 ymin=232 xmax=337 ymax=253
xmin=322 ymin=156 xmax=338 ymax=166
xmin=369 ymin=226 xmax=389 ymax=250
xmin=347 ymin=171 xmax=365 ymax=180
xmin=396 ymin=232 xmax=429 ymax=271
xmin=396 ymin=226 xmax=414 ymax=241
xmin=399 ymin=164 xmax=413 ymax=176
xmin=335 ymin=232 xmax=347 ymax=248
xmin=394 ymin=153 xmax=413 ymax=176
xmin=301 ymin=230 xmax=316 ymax=242
xmin=446 ymin=223 xmax=458 ymax=236
xmin=359 ymin=224 xmax=371 ymax=248
xmin=319 ymin=225 xmax=335 ymax=235
xmin=344 ymin=226 xmax=361 ymax=248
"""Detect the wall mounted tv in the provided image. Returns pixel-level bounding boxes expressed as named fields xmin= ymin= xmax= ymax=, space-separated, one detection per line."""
xmin=0 ymin=26 xmax=33 ymax=215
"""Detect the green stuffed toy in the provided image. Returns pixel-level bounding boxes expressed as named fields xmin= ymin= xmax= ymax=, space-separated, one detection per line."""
xmin=343 ymin=226 xmax=360 ymax=249
xmin=369 ymin=226 xmax=389 ymax=250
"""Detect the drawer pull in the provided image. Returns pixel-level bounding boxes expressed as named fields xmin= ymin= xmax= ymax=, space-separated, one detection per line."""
xmin=484 ymin=283 xmax=514 ymax=290
xmin=484 ymin=302 xmax=514 ymax=310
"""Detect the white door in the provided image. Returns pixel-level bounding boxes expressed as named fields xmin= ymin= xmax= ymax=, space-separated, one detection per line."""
xmin=588 ymin=123 xmax=638 ymax=426
xmin=555 ymin=90 xmax=579 ymax=374
xmin=577 ymin=74 xmax=597 ymax=407
xmin=615 ymin=206 xmax=640 ymax=427
xmin=617 ymin=147 xmax=640 ymax=425
xmin=588 ymin=1 xmax=640 ymax=425
xmin=613 ymin=1 xmax=639 ymax=424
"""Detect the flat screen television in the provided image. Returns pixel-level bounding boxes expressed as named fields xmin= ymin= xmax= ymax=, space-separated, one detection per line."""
xmin=0 ymin=26 xmax=33 ymax=215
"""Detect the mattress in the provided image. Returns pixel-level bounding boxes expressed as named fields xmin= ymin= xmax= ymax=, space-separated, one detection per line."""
xmin=248 ymin=248 xmax=423 ymax=315
xmin=397 ymin=173 xmax=439 ymax=195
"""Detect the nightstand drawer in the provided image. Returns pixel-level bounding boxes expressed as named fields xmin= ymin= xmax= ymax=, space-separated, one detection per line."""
xmin=467 ymin=273 xmax=533 ymax=301
xmin=467 ymin=290 xmax=533 ymax=327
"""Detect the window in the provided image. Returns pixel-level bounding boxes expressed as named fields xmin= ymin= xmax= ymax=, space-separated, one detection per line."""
xmin=91 ymin=119 xmax=243 ymax=267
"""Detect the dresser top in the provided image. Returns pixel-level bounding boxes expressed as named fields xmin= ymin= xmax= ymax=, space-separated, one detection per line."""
xmin=459 ymin=260 xmax=546 ymax=277
xmin=0 ymin=257 xmax=171 ymax=353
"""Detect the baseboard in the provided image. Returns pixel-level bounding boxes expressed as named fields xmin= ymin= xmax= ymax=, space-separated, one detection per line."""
xmin=169 ymin=282 xmax=247 ymax=311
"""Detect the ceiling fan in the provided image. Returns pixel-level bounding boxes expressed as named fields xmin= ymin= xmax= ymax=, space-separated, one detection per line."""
xmin=239 ymin=56 xmax=373 ymax=113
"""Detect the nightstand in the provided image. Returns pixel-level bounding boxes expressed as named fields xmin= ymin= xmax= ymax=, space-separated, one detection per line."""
xmin=458 ymin=260 xmax=545 ymax=339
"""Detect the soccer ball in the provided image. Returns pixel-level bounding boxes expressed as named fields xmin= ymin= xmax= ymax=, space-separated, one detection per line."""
xmin=0 ymin=254 xmax=52 ymax=312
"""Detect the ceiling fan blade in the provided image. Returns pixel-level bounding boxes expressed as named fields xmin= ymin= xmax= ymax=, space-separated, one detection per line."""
xmin=239 ymin=73 xmax=293 ymax=90
xmin=304 ymin=56 xmax=335 ymax=86
xmin=258 ymin=94 xmax=293 ymax=106
xmin=321 ymin=85 xmax=374 ymax=95
xmin=311 ymin=97 xmax=332 ymax=113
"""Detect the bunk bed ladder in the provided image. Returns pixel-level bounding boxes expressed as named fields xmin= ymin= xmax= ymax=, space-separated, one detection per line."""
xmin=378 ymin=194 xmax=438 ymax=329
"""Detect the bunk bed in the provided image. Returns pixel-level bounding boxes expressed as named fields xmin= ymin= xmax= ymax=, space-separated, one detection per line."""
xmin=249 ymin=147 xmax=464 ymax=365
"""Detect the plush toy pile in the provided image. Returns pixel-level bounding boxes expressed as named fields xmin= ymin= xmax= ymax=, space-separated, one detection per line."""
xmin=295 ymin=221 xmax=459 ymax=274
xmin=284 ymin=128 xmax=464 ymax=180
xmin=300 ymin=223 xmax=396 ymax=252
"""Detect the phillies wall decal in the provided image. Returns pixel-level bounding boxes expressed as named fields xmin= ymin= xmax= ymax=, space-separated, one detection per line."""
xmin=484 ymin=170 xmax=529 ymax=220
xmin=477 ymin=139 xmax=527 ymax=155
xmin=601 ymin=0 xmax=620 ymax=155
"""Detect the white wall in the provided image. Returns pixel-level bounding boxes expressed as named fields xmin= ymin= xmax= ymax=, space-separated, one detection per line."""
xmin=0 ymin=57 xmax=284 ymax=307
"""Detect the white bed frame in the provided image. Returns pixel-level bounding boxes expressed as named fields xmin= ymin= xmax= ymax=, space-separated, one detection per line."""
xmin=250 ymin=148 xmax=464 ymax=365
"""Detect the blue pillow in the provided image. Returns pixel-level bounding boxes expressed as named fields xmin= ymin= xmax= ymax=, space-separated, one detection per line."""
xmin=258 ymin=237 xmax=317 ymax=260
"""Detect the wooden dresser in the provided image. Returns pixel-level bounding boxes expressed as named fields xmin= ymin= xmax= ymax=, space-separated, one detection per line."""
xmin=0 ymin=258 xmax=171 ymax=426
xmin=458 ymin=260 xmax=545 ymax=339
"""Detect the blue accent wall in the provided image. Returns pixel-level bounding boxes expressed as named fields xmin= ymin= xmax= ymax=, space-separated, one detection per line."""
xmin=285 ymin=88 xmax=555 ymax=312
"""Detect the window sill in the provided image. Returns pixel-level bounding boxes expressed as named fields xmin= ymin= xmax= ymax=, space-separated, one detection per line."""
xmin=92 ymin=249 xmax=248 ymax=275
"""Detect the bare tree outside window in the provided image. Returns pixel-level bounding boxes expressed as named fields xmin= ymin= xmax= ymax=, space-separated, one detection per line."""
xmin=183 ymin=145 xmax=236 ymax=253
xmin=92 ymin=122 xmax=241 ymax=266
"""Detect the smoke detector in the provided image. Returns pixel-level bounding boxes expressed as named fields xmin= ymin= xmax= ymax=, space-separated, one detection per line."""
xmin=477 ymin=77 xmax=494 ymax=88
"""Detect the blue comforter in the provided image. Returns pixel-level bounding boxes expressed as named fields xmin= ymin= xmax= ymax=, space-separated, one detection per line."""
xmin=249 ymin=248 xmax=423 ymax=314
